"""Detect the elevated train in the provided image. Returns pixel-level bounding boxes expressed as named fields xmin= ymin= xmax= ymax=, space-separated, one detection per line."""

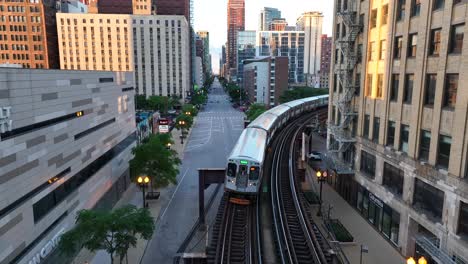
xmin=225 ymin=95 xmax=329 ymax=196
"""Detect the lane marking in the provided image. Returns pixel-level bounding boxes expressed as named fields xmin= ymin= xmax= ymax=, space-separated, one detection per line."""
xmin=159 ymin=168 xmax=189 ymax=220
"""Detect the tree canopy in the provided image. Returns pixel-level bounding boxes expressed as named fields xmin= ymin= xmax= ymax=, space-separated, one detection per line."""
xmin=129 ymin=134 xmax=180 ymax=189
xmin=246 ymin=103 xmax=267 ymax=121
xmin=279 ymin=87 xmax=329 ymax=103
xmin=134 ymin=95 xmax=179 ymax=113
xmin=182 ymin=104 xmax=198 ymax=116
xmin=58 ymin=205 xmax=154 ymax=264
xmin=175 ymin=113 xmax=193 ymax=130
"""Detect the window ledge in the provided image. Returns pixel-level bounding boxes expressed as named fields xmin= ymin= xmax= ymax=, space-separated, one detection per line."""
xmin=442 ymin=107 xmax=455 ymax=112
xmin=423 ymin=105 xmax=434 ymax=109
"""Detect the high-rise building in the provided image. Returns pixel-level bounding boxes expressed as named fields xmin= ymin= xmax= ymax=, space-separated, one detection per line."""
xmin=268 ymin=18 xmax=288 ymax=31
xmin=0 ymin=0 xmax=59 ymax=69
xmin=132 ymin=15 xmax=190 ymax=99
xmin=194 ymin=56 xmax=204 ymax=87
xmin=243 ymin=56 xmax=288 ymax=107
xmin=258 ymin=7 xmax=281 ymax=31
xmin=57 ymin=13 xmax=190 ymax=99
xmin=257 ymin=31 xmax=305 ymax=84
xmin=320 ymin=34 xmax=332 ymax=88
xmin=328 ymin=1 xmax=468 ymax=263
xmin=0 ymin=68 xmax=136 ymax=264
xmin=60 ymin=0 xmax=88 ymax=13
xmin=297 ymin=11 xmax=323 ymax=87
xmin=87 ymin=0 xmax=151 ymax=15
xmin=197 ymin=31 xmax=211 ymax=75
xmin=236 ymin=30 xmax=256 ymax=85
xmin=153 ymin=0 xmax=190 ymax=21
xmin=226 ymin=0 xmax=245 ymax=74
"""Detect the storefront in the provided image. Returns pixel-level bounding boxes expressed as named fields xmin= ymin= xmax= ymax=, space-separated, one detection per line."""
xmin=356 ymin=185 xmax=400 ymax=245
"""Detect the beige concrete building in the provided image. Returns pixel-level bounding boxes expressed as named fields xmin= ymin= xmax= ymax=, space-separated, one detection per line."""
xmin=328 ymin=0 xmax=468 ymax=263
xmin=57 ymin=13 xmax=133 ymax=72
xmin=57 ymin=13 xmax=190 ymax=99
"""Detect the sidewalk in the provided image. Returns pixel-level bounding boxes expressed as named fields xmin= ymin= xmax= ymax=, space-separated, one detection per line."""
xmin=72 ymin=124 xmax=194 ymax=264
xmin=303 ymin=136 xmax=405 ymax=264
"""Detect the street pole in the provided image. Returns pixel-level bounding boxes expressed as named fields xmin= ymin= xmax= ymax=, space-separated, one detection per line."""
xmin=360 ymin=245 xmax=363 ymax=264
xmin=142 ymin=184 xmax=146 ymax=208
xmin=317 ymin=180 xmax=323 ymax=216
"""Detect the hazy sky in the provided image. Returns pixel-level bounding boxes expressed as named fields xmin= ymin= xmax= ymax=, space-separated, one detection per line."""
xmin=194 ymin=0 xmax=334 ymax=74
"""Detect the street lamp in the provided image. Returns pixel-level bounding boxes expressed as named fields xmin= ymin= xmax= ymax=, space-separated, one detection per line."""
xmin=316 ymin=169 xmax=328 ymax=216
xmin=166 ymin=142 xmax=172 ymax=149
xmin=407 ymin=257 xmax=427 ymax=264
xmin=178 ymin=120 xmax=186 ymax=144
xmin=185 ymin=111 xmax=191 ymax=116
xmin=137 ymin=175 xmax=150 ymax=208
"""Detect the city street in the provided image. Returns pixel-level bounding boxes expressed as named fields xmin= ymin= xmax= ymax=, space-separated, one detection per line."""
xmin=140 ymin=79 xmax=244 ymax=263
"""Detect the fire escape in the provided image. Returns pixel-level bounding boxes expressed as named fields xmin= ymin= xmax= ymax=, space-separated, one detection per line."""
xmin=325 ymin=0 xmax=361 ymax=173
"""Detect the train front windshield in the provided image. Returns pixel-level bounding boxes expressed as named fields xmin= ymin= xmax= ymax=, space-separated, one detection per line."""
xmin=249 ymin=166 xmax=259 ymax=180
xmin=227 ymin=163 xmax=237 ymax=177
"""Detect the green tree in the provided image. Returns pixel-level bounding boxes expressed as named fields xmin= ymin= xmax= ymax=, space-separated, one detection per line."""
xmin=130 ymin=134 xmax=180 ymax=188
xmin=182 ymin=104 xmax=198 ymax=116
xmin=147 ymin=96 xmax=169 ymax=113
xmin=175 ymin=113 xmax=193 ymax=130
xmin=279 ymin=87 xmax=329 ymax=103
xmin=135 ymin=95 xmax=149 ymax=110
xmin=246 ymin=103 xmax=267 ymax=121
xmin=58 ymin=205 xmax=154 ymax=264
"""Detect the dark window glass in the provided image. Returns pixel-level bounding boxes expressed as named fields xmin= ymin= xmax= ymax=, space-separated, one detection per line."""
xmin=383 ymin=163 xmax=404 ymax=197
xmin=403 ymin=74 xmax=414 ymax=104
xmin=357 ymin=44 xmax=363 ymax=63
xmin=425 ymin=74 xmax=437 ymax=106
xmin=368 ymin=41 xmax=375 ymax=61
xmin=355 ymin=73 xmax=361 ymax=95
xmin=450 ymin=24 xmax=464 ymax=54
xmin=412 ymin=0 xmax=421 ymax=16
xmin=373 ymin=117 xmax=380 ymax=143
xmin=249 ymin=166 xmax=259 ymax=180
xmin=379 ymin=40 xmax=386 ymax=60
xmin=360 ymin=151 xmax=376 ymax=178
xmin=382 ymin=5 xmax=388 ymax=25
xmin=370 ymin=9 xmax=377 ymax=28
xmin=408 ymin=34 xmax=417 ymax=57
xmin=419 ymin=130 xmax=431 ymax=161
xmin=437 ymin=135 xmax=452 ymax=169
xmin=387 ymin=121 xmax=396 ymax=147
xmin=366 ymin=74 xmax=373 ymax=97
xmin=444 ymin=74 xmax=458 ymax=108
xmin=397 ymin=0 xmax=406 ymax=21
xmin=430 ymin=28 xmax=442 ymax=56
xmin=413 ymin=178 xmax=444 ymax=221
xmin=390 ymin=74 xmax=399 ymax=101
xmin=227 ymin=163 xmax=237 ymax=177
xmin=400 ymin=125 xmax=409 ymax=153
xmin=364 ymin=114 xmax=370 ymax=138
xmin=394 ymin=36 xmax=403 ymax=59
xmin=433 ymin=0 xmax=445 ymax=10
xmin=458 ymin=202 xmax=468 ymax=237
xmin=377 ymin=74 xmax=383 ymax=98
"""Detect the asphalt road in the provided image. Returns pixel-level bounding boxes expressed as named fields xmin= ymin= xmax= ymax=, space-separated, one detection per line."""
xmin=141 ymin=79 xmax=245 ymax=263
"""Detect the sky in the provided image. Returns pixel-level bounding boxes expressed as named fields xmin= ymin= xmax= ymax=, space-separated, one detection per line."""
xmin=194 ymin=0 xmax=334 ymax=74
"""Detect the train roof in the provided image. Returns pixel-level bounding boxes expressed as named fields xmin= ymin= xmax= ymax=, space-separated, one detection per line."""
xmin=228 ymin=128 xmax=267 ymax=163
xmin=267 ymin=105 xmax=291 ymax=117
xmin=247 ymin=112 xmax=278 ymax=131
xmin=283 ymin=99 xmax=305 ymax=108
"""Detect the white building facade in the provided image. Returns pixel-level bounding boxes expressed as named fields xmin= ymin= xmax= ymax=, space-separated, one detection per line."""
xmin=297 ymin=11 xmax=323 ymax=88
xmin=0 ymin=69 xmax=136 ymax=264
xmin=132 ymin=15 xmax=190 ymax=99
xmin=194 ymin=56 xmax=204 ymax=88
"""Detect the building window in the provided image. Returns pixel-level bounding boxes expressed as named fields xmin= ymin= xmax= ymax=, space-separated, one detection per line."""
xmin=429 ymin=28 xmax=442 ymax=56
xmin=379 ymin=40 xmax=386 ymax=60
xmin=390 ymin=74 xmax=399 ymax=101
xmin=400 ymin=125 xmax=409 ymax=153
xmin=437 ymin=135 xmax=452 ymax=169
xmin=383 ymin=163 xmax=404 ymax=197
xmin=360 ymin=151 xmax=376 ymax=178
xmin=413 ymin=178 xmax=444 ymax=222
xmin=450 ymin=24 xmax=464 ymax=54
xmin=373 ymin=117 xmax=380 ymax=143
xmin=403 ymin=74 xmax=414 ymax=104
xmin=376 ymin=74 xmax=383 ymax=98
xmin=424 ymin=74 xmax=437 ymax=106
xmin=364 ymin=114 xmax=370 ymax=138
xmin=411 ymin=0 xmax=421 ymax=16
xmin=355 ymin=73 xmax=361 ymax=95
xmin=368 ymin=41 xmax=375 ymax=61
xmin=394 ymin=36 xmax=403 ymax=59
xmin=433 ymin=0 xmax=445 ymax=10
xmin=370 ymin=9 xmax=378 ymax=28
xmin=366 ymin=74 xmax=373 ymax=97
xmin=382 ymin=5 xmax=388 ymax=26
xmin=408 ymin=34 xmax=417 ymax=57
xmin=458 ymin=202 xmax=468 ymax=237
xmin=444 ymin=74 xmax=458 ymax=108
xmin=397 ymin=0 xmax=406 ymax=21
xmin=387 ymin=121 xmax=396 ymax=147
xmin=419 ymin=130 xmax=431 ymax=161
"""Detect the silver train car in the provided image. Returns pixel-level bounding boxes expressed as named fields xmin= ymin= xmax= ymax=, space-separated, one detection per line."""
xmin=225 ymin=95 xmax=329 ymax=196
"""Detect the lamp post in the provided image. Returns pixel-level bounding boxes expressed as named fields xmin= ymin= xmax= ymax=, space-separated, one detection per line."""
xmin=166 ymin=142 xmax=172 ymax=149
xmin=316 ymin=169 xmax=328 ymax=216
xmin=360 ymin=245 xmax=368 ymax=264
xmin=137 ymin=175 xmax=150 ymax=208
xmin=178 ymin=120 xmax=186 ymax=144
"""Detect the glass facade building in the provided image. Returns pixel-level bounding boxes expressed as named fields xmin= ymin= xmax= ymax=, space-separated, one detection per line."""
xmin=237 ymin=31 xmax=257 ymax=86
